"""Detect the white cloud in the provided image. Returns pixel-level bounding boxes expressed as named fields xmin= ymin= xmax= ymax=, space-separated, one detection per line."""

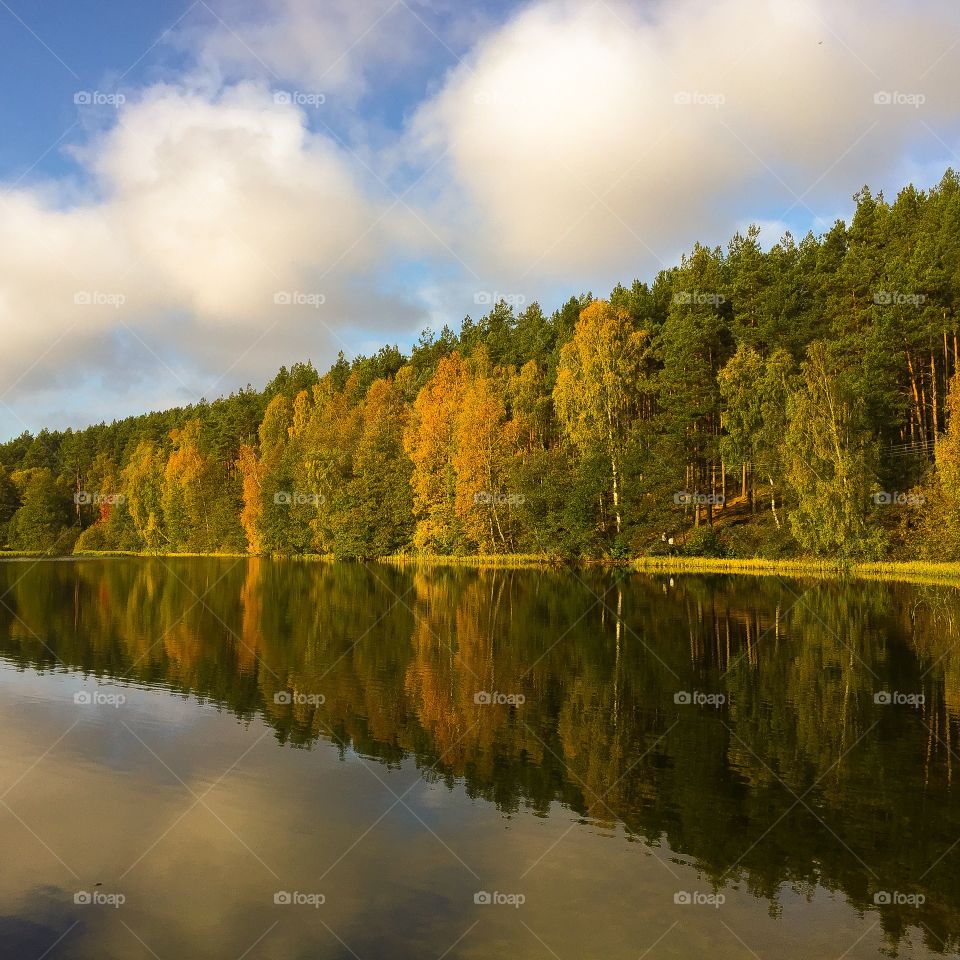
xmin=408 ymin=0 xmax=960 ymax=279
xmin=184 ymin=0 xmax=442 ymax=101
xmin=0 ymin=83 xmax=419 ymax=425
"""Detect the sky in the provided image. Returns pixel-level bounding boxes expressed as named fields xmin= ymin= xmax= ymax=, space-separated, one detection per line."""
xmin=0 ymin=0 xmax=959 ymax=440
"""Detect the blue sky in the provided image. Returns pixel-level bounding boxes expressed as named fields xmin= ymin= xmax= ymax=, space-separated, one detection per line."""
xmin=0 ymin=0 xmax=958 ymax=440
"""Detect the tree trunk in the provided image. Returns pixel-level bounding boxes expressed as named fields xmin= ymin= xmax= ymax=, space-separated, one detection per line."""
xmin=932 ymin=351 xmax=940 ymax=438
xmin=610 ymin=453 xmax=621 ymax=535
xmin=907 ymin=350 xmax=924 ymax=442
xmin=605 ymin=398 xmax=622 ymax=536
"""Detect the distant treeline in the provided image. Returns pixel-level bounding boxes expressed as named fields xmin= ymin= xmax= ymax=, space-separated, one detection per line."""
xmin=5 ymin=171 xmax=960 ymax=560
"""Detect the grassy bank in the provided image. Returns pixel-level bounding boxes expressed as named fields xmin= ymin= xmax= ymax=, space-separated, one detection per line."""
xmin=4 ymin=549 xmax=960 ymax=587
xmin=64 ymin=549 xmax=561 ymax=567
xmin=632 ymin=556 xmax=843 ymax=576
xmin=632 ymin=556 xmax=960 ymax=587
xmin=380 ymin=552 xmax=562 ymax=568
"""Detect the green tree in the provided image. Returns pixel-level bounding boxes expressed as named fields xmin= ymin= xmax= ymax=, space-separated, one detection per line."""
xmin=0 ymin=465 xmax=19 ymax=547
xmin=782 ymin=344 xmax=882 ymax=557
xmin=7 ymin=468 xmax=72 ymax=552
xmin=718 ymin=346 xmax=795 ymax=525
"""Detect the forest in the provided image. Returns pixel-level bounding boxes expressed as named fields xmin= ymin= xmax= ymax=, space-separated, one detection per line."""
xmin=4 ymin=171 xmax=960 ymax=562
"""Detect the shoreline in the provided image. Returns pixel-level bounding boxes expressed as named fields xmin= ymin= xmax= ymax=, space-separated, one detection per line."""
xmin=2 ymin=550 xmax=960 ymax=586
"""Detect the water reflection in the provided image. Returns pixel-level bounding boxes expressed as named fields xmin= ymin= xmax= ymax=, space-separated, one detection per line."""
xmin=1 ymin=558 xmax=959 ymax=956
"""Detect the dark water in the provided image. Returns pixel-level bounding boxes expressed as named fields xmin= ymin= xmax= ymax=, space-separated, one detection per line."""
xmin=1 ymin=558 xmax=958 ymax=959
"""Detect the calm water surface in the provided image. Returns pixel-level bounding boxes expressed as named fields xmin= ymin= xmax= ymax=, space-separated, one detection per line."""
xmin=1 ymin=558 xmax=959 ymax=958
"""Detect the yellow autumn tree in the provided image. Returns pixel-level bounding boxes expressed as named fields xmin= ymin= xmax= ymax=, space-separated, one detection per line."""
xmin=122 ymin=440 xmax=167 ymax=550
xmin=509 ymin=360 xmax=552 ymax=452
xmin=238 ymin=393 xmax=293 ymax=554
xmin=236 ymin=444 xmax=267 ymax=553
xmin=452 ymin=365 xmax=514 ymax=552
xmin=162 ymin=419 xmax=214 ymax=551
xmin=404 ymin=353 xmax=468 ymax=552
xmin=553 ymin=300 xmax=648 ymax=535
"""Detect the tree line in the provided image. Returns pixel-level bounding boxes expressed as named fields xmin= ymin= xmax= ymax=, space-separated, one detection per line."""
xmin=5 ymin=171 xmax=960 ymax=559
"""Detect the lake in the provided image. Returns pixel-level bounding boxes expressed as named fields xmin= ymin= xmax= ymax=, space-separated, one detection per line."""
xmin=0 ymin=558 xmax=957 ymax=958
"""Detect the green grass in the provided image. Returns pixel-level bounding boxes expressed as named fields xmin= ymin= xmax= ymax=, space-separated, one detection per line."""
xmin=631 ymin=556 xmax=843 ymax=575
xmin=6 ymin=548 xmax=960 ymax=586
xmin=631 ymin=555 xmax=960 ymax=586
xmin=69 ymin=549 xmax=250 ymax=559
xmin=380 ymin=552 xmax=562 ymax=568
